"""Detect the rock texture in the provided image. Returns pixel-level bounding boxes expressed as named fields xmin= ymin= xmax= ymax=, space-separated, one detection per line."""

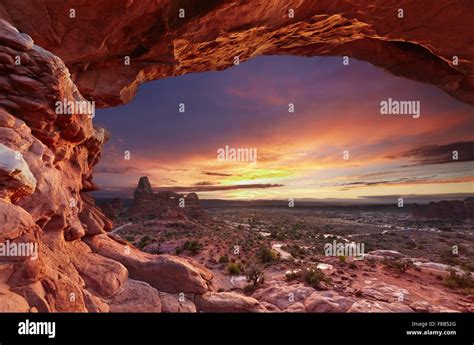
xmin=129 ymin=176 xmax=206 ymax=220
xmin=85 ymin=234 xmax=214 ymax=294
xmin=194 ymin=292 xmax=266 ymax=313
xmin=0 ymin=19 xmax=228 ymax=312
xmin=0 ymin=1 xmax=472 ymax=107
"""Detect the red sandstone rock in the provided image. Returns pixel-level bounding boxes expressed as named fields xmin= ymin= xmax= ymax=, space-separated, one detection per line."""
xmin=194 ymin=292 xmax=266 ymax=313
xmin=85 ymin=234 xmax=213 ymax=294
xmin=159 ymin=292 xmax=196 ymax=313
xmin=348 ymin=299 xmax=413 ymax=312
xmin=0 ymin=288 xmax=30 ymax=312
xmin=251 ymin=282 xmax=315 ymax=310
xmin=0 ymin=2 xmax=472 ymax=107
xmin=304 ymin=291 xmax=355 ymax=312
xmin=107 ymin=279 xmax=162 ymax=312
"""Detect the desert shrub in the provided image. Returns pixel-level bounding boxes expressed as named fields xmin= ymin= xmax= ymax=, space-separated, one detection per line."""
xmin=338 ymin=255 xmax=347 ymax=264
xmin=285 ymin=271 xmax=299 ymax=281
xmin=246 ymin=265 xmax=264 ymax=286
xmin=443 ymin=270 xmax=474 ymax=294
xmin=461 ymin=262 xmax=474 ymax=272
xmin=176 ymin=240 xmax=202 ymax=255
xmin=227 ymin=262 xmax=241 ymax=275
xmin=137 ymin=235 xmax=151 ymax=249
xmin=218 ymin=255 xmax=229 ymax=264
xmin=285 ymin=267 xmax=330 ymax=288
xmin=382 ymin=258 xmax=413 ymax=273
xmin=124 ymin=235 xmax=135 ymax=242
xmin=282 ymin=244 xmax=307 ymax=259
xmin=243 ymin=284 xmax=257 ymax=294
xmin=257 ymin=246 xmax=278 ymax=263
xmin=302 ymin=267 xmax=330 ymax=288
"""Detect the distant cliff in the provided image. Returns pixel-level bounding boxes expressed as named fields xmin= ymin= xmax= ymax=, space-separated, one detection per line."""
xmin=412 ymin=198 xmax=474 ymax=220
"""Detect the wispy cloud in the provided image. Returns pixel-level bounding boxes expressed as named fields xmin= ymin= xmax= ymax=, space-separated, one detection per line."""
xmin=387 ymin=141 xmax=474 ymax=165
xmin=202 ymin=171 xmax=233 ymax=177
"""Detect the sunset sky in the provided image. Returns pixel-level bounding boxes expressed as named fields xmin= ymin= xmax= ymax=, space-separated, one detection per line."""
xmin=93 ymin=56 xmax=473 ymax=200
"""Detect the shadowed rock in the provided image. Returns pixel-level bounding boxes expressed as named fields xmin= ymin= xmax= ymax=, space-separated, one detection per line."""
xmin=1 ymin=2 xmax=472 ymax=107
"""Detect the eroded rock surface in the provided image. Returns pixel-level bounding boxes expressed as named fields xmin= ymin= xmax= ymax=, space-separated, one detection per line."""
xmin=0 ymin=1 xmax=472 ymax=107
xmin=0 ymin=19 xmax=223 ymax=312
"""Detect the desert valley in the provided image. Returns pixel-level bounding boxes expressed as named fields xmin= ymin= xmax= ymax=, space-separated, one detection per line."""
xmin=94 ymin=176 xmax=474 ymax=313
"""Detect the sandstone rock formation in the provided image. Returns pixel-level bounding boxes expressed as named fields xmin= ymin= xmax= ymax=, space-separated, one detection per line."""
xmin=0 ymin=1 xmax=472 ymax=107
xmin=194 ymin=291 xmax=266 ymax=313
xmin=85 ymin=234 xmax=214 ymax=294
xmin=128 ymin=176 xmax=206 ymax=220
xmin=0 ymin=19 xmax=256 ymax=313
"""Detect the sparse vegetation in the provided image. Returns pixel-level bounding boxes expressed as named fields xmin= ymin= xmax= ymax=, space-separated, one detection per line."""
xmin=257 ymin=246 xmax=278 ymax=263
xmin=227 ymin=262 xmax=242 ymax=275
xmin=176 ymin=240 xmax=202 ymax=255
xmin=218 ymin=255 xmax=229 ymax=264
xmin=302 ymin=267 xmax=331 ymax=288
xmin=284 ymin=266 xmax=330 ymax=289
xmin=246 ymin=265 xmax=264 ymax=286
xmin=137 ymin=235 xmax=151 ymax=249
xmin=443 ymin=270 xmax=474 ymax=294
xmin=282 ymin=244 xmax=308 ymax=259
xmin=382 ymin=258 xmax=413 ymax=273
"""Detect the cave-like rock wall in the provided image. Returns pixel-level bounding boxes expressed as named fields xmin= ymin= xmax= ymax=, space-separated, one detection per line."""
xmin=0 ymin=19 xmax=224 ymax=312
xmin=1 ymin=0 xmax=472 ymax=107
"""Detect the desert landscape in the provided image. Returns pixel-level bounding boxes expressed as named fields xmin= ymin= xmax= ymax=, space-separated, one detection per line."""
xmin=93 ymin=176 xmax=474 ymax=313
xmin=0 ymin=0 xmax=472 ymax=316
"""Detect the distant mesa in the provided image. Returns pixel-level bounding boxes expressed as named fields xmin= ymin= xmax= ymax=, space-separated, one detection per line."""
xmin=412 ymin=198 xmax=474 ymax=221
xmin=128 ymin=176 xmax=206 ymax=220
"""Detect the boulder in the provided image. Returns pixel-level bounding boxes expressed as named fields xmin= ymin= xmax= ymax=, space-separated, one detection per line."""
xmin=304 ymin=291 xmax=355 ymax=312
xmin=71 ymin=251 xmax=128 ymax=299
xmin=108 ymin=279 xmax=161 ymax=312
xmin=85 ymin=234 xmax=213 ymax=294
xmin=252 ymin=282 xmax=315 ymax=310
xmin=348 ymin=300 xmax=413 ymax=313
xmin=194 ymin=292 xmax=266 ymax=313
xmin=0 ymin=143 xmax=36 ymax=201
xmin=159 ymin=292 xmax=196 ymax=313
xmin=361 ymin=282 xmax=410 ymax=303
xmin=0 ymin=288 xmax=30 ymax=312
